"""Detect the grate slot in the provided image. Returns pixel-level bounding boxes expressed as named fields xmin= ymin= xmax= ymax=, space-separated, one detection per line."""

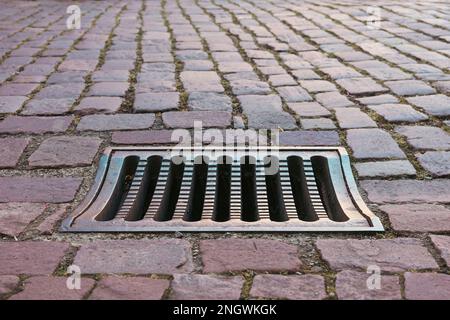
xmin=256 ymin=160 xmax=270 ymax=216
xmin=183 ymin=156 xmax=209 ymax=222
xmin=230 ymin=162 xmax=241 ymax=215
xmin=287 ymin=156 xmax=319 ymax=222
xmin=202 ymin=164 xmax=217 ymax=219
xmin=212 ymin=156 xmax=232 ymax=222
xmin=95 ymin=155 xmax=139 ymax=221
xmin=153 ymin=156 xmax=185 ymax=221
xmin=264 ymin=156 xmax=288 ymax=222
xmin=311 ymin=156 xmax=349 ymax=222
xmin=145 ymin=160 xmax=170 ymax=219
xmin=240 ymin=156 xmax=259 ymax=222
xmin=125 ymin=156 xmax=162 ymax=221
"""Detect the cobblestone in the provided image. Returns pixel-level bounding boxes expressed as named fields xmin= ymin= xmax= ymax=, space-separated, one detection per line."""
xmin=0 ymin=203 xmax=45 ymax=237
xmin=417 ymin=151 xmax=450 ymax=176
xmin=279 ymin=131 xmax=340 ymax=146
xmin=385 ymin=80 xmax=436 ymax=96
xmin=431 ymin=235 xmax=450 ymax=266
xmin=36 ymin=205 xmax=67 ymax=235
xmin=76 ymin=97 xmax=123 ymax=114
xmin=134 ymin=92 xmax=179 ymax=112
xmin=404 ymin=273 xmax=450 ymax=300
xmin=369 ymin=104 xmax=428 ymax=123
xmin=336 ymin=78 xmax=387 ymax=95
xmin=10 ymin=276 xmax=95 ymax=300
xmin=335 ymin=108 xmax=377 ymax=129
xmin=321 ymin=66 xmax=362 ymax=79
xmin=74 ymin=239 xmax=193 ymax=274
xmin=301 ymin=118 xmax=336 ymax=130
xmin=0 ymin=116 xmax=73 ymax=134
xmin=162 ymin=111 xmax=231 ymax=128
xmin=314 ymin=91 xmax=354 ymax=108
xmin=395 ymin=126 xmax=450 ymax=150
xmin=188 ymin=92 xmax=232 ymax=112
xmin=200 ymin=239 xmax=301 ymax=273
xmin=357 ymin=94 xmax=398 ymax=105
xmin=230 ymin=79 xmax=271 ymax=95
xmin=276 ymin=86 xmax=312 ymax=102
xmin=87 ymin=82 xmax=129 ymax=97
xmin=170 ymin=274 xmax=243 ymax=300
xmin=0 ymin=137 xmax=29 ymax=168
xmin=316 ymin=238 xmax=438 ymax=272
xmin=250 ymin=275 xmax=326 ymax=300
xmin=180 ymin=71 xmax=223 ymax=93
xmin=288 ymin=102 xmax=331 ymax=117
xmin=0 ymin=177 xmax=82 ymax=203
xmin=35 ymin=84 xmax=84 ymax=100
xmin=112 ymin=130 xmax=175 ymax=145
xmin=0 ymin=275 xmax=19 ymax=295
xmin=0 ymin=83 xmax=38 ymax=96
xmin=299 ymin=80 xmax=337 ymax=93
xmin=0 ymin=241 xmax=69 ymax=275
xmin=335 ymin=270 xmax=401 ymax=300
xmin=362 ymin=179 xmax=450 ymax=203
xmin=406 ymin=94 xmax=450 ymax=116
xmin=77 ymin=114 xmax=155 ymax=131
xmin=0 ymin=96 xmax=27 ymax=113
xmin=89 ymin=277 xmax=169 ymax=300
xmin=238 ymin=94 xmax=297 ymax=129
xmin=23 ymin=98 xmax=75 ymax=115
xmin=355 ymin=160 xmax=416 ymax=178
xmin=29 ymin=136 xmax=101 ymax=168
xmin=347 ymin=129 xmax=405 ymax=159
xmin=380 ymin=204 xmax=450 ymax=232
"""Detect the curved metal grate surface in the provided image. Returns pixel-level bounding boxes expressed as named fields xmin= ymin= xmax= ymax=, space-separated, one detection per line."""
xmin=61 ymin=146 xmax=383 ymax=232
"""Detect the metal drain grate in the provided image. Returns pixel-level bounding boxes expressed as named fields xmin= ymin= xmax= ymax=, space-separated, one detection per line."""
xmin=61 ymin=147 xmax=383 ymax=232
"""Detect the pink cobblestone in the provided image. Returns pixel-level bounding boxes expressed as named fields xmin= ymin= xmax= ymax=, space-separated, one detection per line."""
xmin=10 ymin=276 xmax=95 ymax=300
xmin=0 ymin=241 xmax=69 ymax=275
xmin=250 ymin=274 xmax=326 ymax=300
xmin=89 ymin=276 xmax=169 ymax=300
xmin=74 ymin=239 xmax=194 ymax=274
xmin=200 ymin=239 xmax=302 ymax=273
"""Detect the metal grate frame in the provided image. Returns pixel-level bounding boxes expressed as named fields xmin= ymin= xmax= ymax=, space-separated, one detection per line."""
xmin=61 ymin=146 xmax=384 ymax=232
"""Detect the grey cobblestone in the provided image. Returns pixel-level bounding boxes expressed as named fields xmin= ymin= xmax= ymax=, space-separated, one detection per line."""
xmin=288 ymin=102 xmax=331 ymax=117
xmin=336 ymin=78 xmax=388 ymax=96
xmin=188 ymin=92 xmax=232 ymax=112
xmin=395 ymin=126 xmax=450 ymax=150
xmin=384 ymin=80 xmax=436 ymax=96
xmin=417 ymin=151 xmax=450 ymax=176
xmin=335 ymin=108 xmax=377 ymax=129
xmin=357 ymin=94 xmax=398 ymax=105
xmin=22 ymin=98 xmax=75 ymax=115
xmin=77 ymin=114 xmax=155 ymax=132
xmin=134 ymin=92 xmax=179 ymax=112
xmin=406 ymin=94 xmax=450 ymax=116
xmin=347 ymin=129 xmax=406 ymax=159
xmin=369 ymin=104 xmax=428 ymax=123
xmin=314 ymin=91 xmax=354 ymax=108
xmin=355 ymin=160 xmax=416 ymax=178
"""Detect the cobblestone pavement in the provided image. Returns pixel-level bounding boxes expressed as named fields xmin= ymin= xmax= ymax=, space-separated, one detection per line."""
xmin=0 ymin=0 xmax=449 ymax=300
